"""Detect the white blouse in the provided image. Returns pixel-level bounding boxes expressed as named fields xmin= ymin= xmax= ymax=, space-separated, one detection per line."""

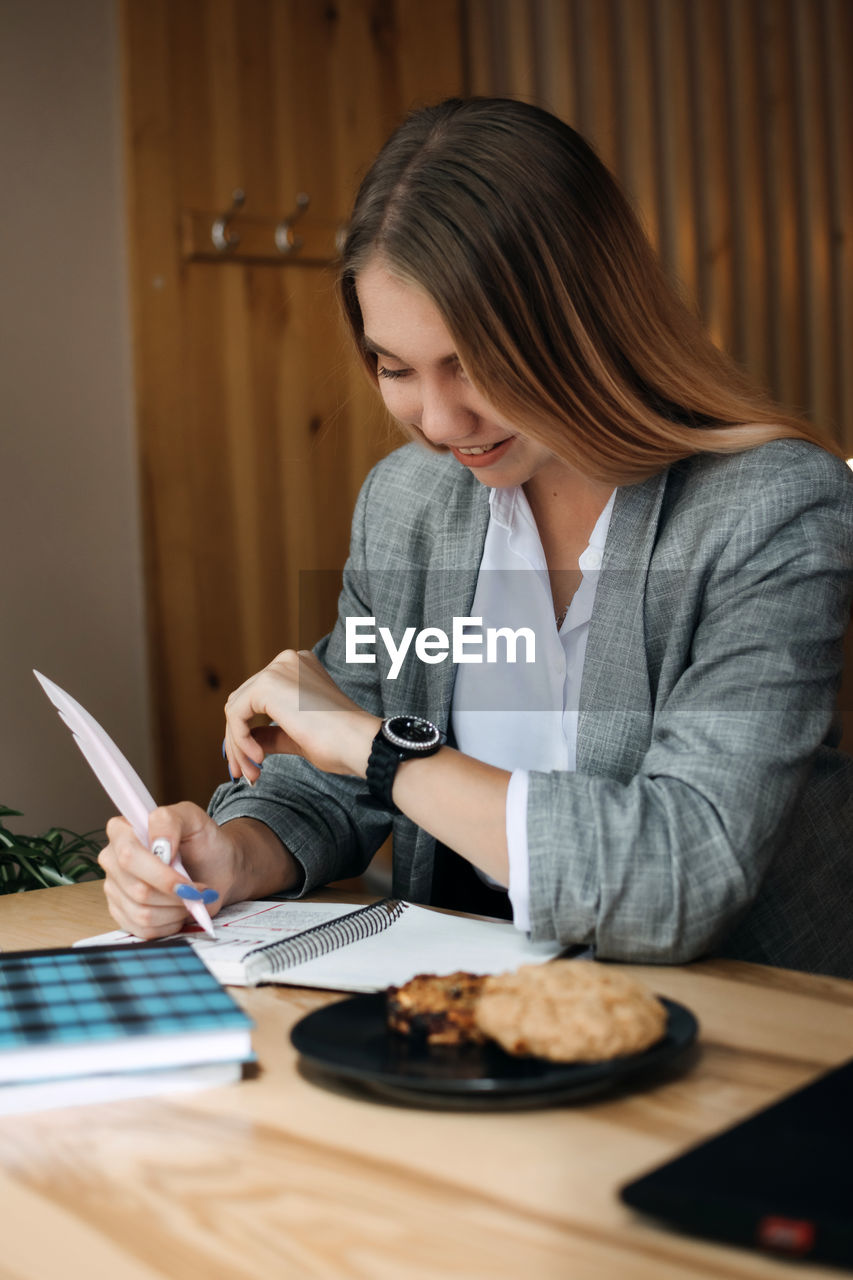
xmin=451 ymin=485 xmax=615 ymax=929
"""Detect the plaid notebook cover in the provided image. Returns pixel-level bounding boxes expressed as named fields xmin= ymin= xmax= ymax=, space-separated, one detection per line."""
xmin=0 ymin=940 xmax=253 ymax=1083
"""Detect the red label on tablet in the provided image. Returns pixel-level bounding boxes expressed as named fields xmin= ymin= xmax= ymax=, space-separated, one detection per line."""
xmin=757 ymin=1216 xmax=816 ymax=1255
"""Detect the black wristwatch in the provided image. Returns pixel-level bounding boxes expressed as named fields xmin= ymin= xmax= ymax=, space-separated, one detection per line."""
xmin=360 ymin=715 xmax=446 ymax=814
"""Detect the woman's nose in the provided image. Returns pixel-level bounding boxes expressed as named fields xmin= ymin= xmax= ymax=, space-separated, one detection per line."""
xmin=418 ymin=384 xmax=472 ymax=445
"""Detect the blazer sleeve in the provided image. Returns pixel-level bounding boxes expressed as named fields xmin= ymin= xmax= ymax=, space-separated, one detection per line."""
xmin=525 ymin=448 xmax=853 ymax=962
xmin=207 ymin=462 xmax=394 ymax=893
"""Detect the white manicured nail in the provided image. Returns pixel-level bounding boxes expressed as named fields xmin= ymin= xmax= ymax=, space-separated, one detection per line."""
xmin=151 ymin=838 xmax=172 ymax=863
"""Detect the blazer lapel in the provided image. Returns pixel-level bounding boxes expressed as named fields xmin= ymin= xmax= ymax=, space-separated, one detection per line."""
xmin=424 ymin=473 xmax=490 ymax=729
xmin=577 ymin=470 xmax=669 ymax=780
xmin=402 ymin=474 xmax=489 ymax=903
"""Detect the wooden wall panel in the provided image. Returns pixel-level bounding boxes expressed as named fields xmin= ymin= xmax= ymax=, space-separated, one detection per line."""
xmin=723 ymin=0 xmax=771 ymax=384
xmin=822 ymin=0 xmax=853 ymax=446
xmin=688 ymin=0 xmax=733 ymax=350
xmin=123 ymin=0 xmax=464 ymax=804
xmin=614 ymin=0 xmax=659 ymax=251
xmin=462 ymin=0 xmax=852 ymax=453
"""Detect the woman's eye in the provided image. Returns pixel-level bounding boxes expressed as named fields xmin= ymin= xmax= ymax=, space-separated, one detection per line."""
xmin=377 ymin=365 xmax=409 ymax=381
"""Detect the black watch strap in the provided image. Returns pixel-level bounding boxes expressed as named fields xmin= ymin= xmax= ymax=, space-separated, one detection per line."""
xmin=359 ymin=717 xmax=446 ymax=814
xmin=363 ymin=735 xmax=405 ymax=814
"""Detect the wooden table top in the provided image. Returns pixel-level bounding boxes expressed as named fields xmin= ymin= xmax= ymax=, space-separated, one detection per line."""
xmin=1 ymin=880 xmax=851 ymax=1280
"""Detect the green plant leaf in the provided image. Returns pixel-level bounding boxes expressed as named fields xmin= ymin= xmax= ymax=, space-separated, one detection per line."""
xmin=0 ymin=808 xmax=106 ymax=893
xmin=38 ymin=865 xmax=76 ymax=887
xmin=4 ymin=849 xmax=47 ymax=889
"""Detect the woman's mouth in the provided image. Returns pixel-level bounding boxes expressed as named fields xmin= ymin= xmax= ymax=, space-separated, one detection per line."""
xmin=450 ymin=437 xmax=513 ymax=467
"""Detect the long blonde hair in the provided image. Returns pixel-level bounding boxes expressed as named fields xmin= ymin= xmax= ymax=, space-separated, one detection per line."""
xmin=339 ymin=97 xmax=839 ymax=484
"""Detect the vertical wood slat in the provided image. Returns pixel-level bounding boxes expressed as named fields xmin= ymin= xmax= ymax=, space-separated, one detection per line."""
xmin=652 ymin=0 xmax=700 ymax=305
xmin=464 ymin=0 xmax=496 ymax=95
xmin=791 ymin=0 xmax=833 ymax=429
xmin=614 ymin=0 xmax=659 ymax=252
xmin=687 ymin=0 xmax=733 ymax=352
xmin=121 ymin=0 xmax=203 ymax=797
xmin=823 ymin=0 xmax=853 ymax=446
xmin=502 ymin=0 xmax=538 ymax=100
xmin=461 ymin=0 xmax=852 ymax=455
xmin=573 ymin=0 xmax=619 ymax=171
xmin=722 ymin=0 xmax=771 ymax=387
xmin=536 ymin=0 xmax=577 ymax=125
xmin=758 ymin=0 xmax=805 ymax=412
xmin=182 ymin=3 xmax=252 ymax=778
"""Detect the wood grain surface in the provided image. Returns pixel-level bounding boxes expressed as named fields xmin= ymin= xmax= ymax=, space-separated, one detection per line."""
xmin=1 ymin=882 xmax=851 ymax=1279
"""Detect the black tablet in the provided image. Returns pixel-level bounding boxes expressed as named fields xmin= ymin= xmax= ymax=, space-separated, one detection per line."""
xmin=620 ymin=1057 xmax=853 ymax=1267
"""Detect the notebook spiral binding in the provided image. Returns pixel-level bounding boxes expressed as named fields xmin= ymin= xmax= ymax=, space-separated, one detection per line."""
xmin=244 ymin=898 xmax=406 ymax=981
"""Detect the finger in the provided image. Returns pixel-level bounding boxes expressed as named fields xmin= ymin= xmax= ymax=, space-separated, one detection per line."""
xmin=222 ymin=735 xmax=238 ymax=782
xmin=223 ymin=686 xmax=270 ymax=782
xmin=223 ymin=724 xmax=263 ymax=785
xmin=224 ymin=723 xmax=304 ymax=787
xmin=102 ymin=874 xmax=188 ymax=940
xmin=225 ymin=651 xmax=303 ymax=778
xmin=151 ymin=837 xmax=173 ymax=864
xmin=146 ymin=805 xmax=186 ymax=861
xmin=102 ymin=816 xmax=198 ymax=936
xmin=103 ymin=847 xmax=215 ymax=936
xmin=110 ymin=813 xmax=187 ymax=897
xmin=101 ymin=817 xmax=174 ymax=897
xmin=148 ymin=802 xmax=221 ymax=896
xmin=225 ymin=712 xmax=280 ymax=785
xmin=101 ymin=809 xmax=219 ymax=938
xmin=100 ymin=846 xmax=189 ymax=940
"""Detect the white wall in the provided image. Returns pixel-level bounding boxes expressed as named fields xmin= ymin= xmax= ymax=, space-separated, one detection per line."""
xmin=0 ymin=0 xmax=153 ymax=836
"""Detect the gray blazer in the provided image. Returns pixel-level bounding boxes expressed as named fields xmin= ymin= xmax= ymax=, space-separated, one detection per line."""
xmin=210 ymin=438 xmax=853 ymax=976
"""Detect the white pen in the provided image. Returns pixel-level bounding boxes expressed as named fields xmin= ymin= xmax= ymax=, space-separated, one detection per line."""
xmin=34 ymin=671 xmax=217 ymax=938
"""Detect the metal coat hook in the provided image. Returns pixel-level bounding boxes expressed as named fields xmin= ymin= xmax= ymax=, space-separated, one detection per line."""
xmin=211 ymin=189 xmax=245 ymax=253
xmin=275 ymin=193 xmax=310 ymax=254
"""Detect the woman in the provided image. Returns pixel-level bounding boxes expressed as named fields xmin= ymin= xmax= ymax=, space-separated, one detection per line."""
xmin=101 ymin=98 xmax=853 ymax=975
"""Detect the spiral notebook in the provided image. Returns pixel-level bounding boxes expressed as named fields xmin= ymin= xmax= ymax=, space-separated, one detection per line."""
xmin=78 ymin=898 xmax=563 ymax=993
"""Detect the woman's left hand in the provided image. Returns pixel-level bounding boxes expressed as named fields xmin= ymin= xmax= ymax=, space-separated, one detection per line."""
xmin=223 ymin=649 xmax=381 ymax=784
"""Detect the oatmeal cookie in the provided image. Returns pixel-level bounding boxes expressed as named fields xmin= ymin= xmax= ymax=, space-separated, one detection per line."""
xmin=475 ymin=960 xmax=667 ymax=1061
xmin=386 ymin=971 xmax=487 ymax=1046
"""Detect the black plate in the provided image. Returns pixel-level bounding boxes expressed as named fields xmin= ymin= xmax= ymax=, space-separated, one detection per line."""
xmin=290 ymin=993 xmax=698 ymax=1110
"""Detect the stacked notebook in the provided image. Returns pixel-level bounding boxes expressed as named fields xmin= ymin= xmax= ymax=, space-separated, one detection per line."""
xmin=0 ymin=938 xmax=254 ymax=1114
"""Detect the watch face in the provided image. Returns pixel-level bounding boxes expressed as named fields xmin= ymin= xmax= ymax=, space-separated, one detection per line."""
xmin=382 ymin=716 xmax=442 ymax=751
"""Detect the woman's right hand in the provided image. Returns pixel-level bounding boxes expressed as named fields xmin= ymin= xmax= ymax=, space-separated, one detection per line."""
xmin=98 ymin=802 xmax=239 ymax=939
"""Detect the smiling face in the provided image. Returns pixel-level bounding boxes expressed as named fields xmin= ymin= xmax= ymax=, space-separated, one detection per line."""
xmin=355 ymin=258 xmax=564 ymax=490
